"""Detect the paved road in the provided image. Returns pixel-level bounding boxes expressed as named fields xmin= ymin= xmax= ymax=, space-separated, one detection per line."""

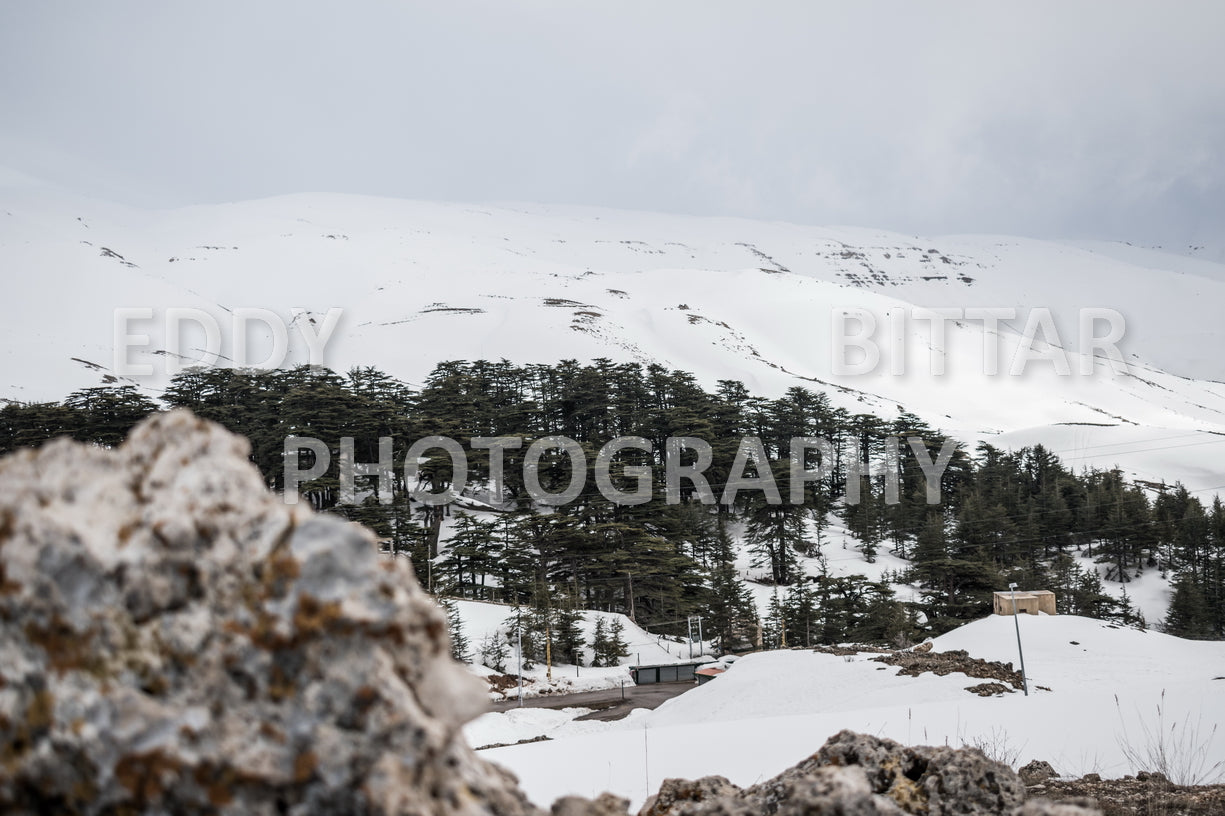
xmin=489 ymin=681 xmax=697 ymax=721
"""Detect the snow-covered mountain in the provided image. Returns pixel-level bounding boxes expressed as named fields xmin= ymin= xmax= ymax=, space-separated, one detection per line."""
xmin=3 ymin=169 xmax=1225 ymax=495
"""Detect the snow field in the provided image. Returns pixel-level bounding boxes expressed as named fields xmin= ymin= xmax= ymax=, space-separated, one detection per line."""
xmin=477 ymin=614 xmax=1225 ymax=810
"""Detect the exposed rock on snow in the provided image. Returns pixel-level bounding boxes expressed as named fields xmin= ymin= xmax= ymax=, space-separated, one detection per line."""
xmin=1032 ymin=773 xmax=1225 ymax=814
xmin=552 ymin=793 xmax=633 ymax=816
xmin=0 ymin=411 xmax=537 ymax=815
xmin=1019 ymin=760 xmax=1058 ymax=785
xmin=639 ymin=775 xmax=743 ymax=816
xmin=636 ymin=731 xmax=1098 ymax=816
xmin=871 ymin=648 xmax=1025 ymax=692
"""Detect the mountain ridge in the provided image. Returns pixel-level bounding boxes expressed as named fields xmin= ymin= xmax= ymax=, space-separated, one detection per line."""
xmin=4 ymin=176 xmax=1224 ymax=496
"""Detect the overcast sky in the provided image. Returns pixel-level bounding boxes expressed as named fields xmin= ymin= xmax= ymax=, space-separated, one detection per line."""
xmin=2 ymin=2 xmax=1222 ymax=246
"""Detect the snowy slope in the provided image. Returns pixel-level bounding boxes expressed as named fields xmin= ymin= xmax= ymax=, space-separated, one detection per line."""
xmin=454 ymin=598 xmax=708 ymax=674
xmin=480 ymin=615 xmax=1225 ymax=809
xmin=4 ymin=172 xmax=1225 ymax=497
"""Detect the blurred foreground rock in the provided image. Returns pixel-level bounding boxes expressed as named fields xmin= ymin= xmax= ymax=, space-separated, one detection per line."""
xmin=0 ymin=411 xmax=1098 ymax=815
xmin=0 ymin=411 xmax=537 ymax=815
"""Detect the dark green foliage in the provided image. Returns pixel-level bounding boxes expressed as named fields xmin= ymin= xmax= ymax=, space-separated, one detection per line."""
xmin=478 ymin=631 xmax=510 ymax=672
xmin=590 ymin=617 xmax=612 ymax=667
xmin=0 ymin=384 xmax=156 ymax=454
xmin=590 ymin=616 xmax=629 ymax=667
xmin=607 ymin=618 xmax=629 ymax=664
xmin=743 ymin=471 xmax=806 ymax=586
xmin=553 ymin=593 xmax=587 ymax=667
xmin=439 ymin=597 xmax=470 ymax=662
xmin=705 ymin=524 xmax=760 ymax=652
xmin=504 ymin=607 xmax=540 ymax=670
xmin=1165 ymin=573 xmax=1215 ymax=639
xmin=5 ymin=358 xmax=1222 ymax=643
xmin=0 ymin=401 xmax=81 ymax=454
xmin=437 ymin=512 xmax=500 ymax=600
xmin=761 ymin=592 xmax=787 ymax=650
xmin=781 ymin=582 xmax=819 ymax=647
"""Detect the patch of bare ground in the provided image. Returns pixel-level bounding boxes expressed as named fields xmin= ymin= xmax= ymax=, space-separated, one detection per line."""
xmin=1029 ymin=774 xmax=1225 ymax=816
xmin=810 ymin=643 xmax=893 ymax=656
xmin=474 ymin=735 xmax=552 ymax=751
xmin=486 ymin=674 xmax=525 ymax=695
xmin=871 ymin=648 xmax=1027 ymax=692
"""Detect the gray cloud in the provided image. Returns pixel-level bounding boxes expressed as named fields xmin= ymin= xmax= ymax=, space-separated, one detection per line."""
xmin=2 ymin=1 xmax=1222 ymax=247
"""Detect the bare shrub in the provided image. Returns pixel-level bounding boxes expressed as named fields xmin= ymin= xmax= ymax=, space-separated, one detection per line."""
xmin=1114 ymin=689 xmax=1225 ymax=786
xmin=960 ymin=725 xmax=1025 ymax=768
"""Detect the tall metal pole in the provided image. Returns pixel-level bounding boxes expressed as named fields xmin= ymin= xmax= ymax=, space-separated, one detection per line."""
xmin=697 ymin=617 xmax=704 ymax=657
xmin=517 ymin=609 xmax=524 ymax=707
xmin=1008 ymin=583 xmax=1029 ymax=696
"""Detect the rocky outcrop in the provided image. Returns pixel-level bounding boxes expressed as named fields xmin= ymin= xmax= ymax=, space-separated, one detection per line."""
xmin=639 ymin=776 xmax=744 ymax=816
xmin=636 ymin=731 xmax=1100 ymax=816
xmin=1031 ymin=772 xmax=1225 ymax=815
xmin=0 ymin=411 xmax=540 ymax=815
xmin=871 ymin=648 xmax=1026 ymax=691
xmin=1019 ymin=760 xmax=1058 ymax=785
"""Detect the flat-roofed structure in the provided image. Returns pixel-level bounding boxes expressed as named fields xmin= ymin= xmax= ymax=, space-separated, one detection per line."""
xmin=993 ymin=589 xmax=1056 ymax=616
xmin=629 ymin=662 xmax=708 ymax=684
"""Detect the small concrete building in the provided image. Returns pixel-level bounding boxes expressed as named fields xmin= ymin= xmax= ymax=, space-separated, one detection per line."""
xmin=630 ymin=662 xmax=706 ymax=685
xmin=993 ymin=589 xmax=1056 ymax=616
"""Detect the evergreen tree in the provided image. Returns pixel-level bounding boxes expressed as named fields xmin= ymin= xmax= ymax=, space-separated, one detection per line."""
xmin=8 ymin=356 xmax=1225 ymax=645
xmin=553 ymin=594 xmax=587 ymax=667
xmin=439 ymin=597 xmax=470 ymax=662
xmin=590 ymin=616 xmax=612 ymax=667
xmin=744 ymin=480 xmax=805 ymax=586
xmin=607 ymin=618 xmax=629 ymax=663
xmin=504 ymin=607 xmax=539 ymax=670
xmin=1166 ymin=573 xmax=1214 ymax=639
xmin=761 ymin=592 xmax=787 ymax=649
xmin=64 ymin=384 xmax=158 ymax=448
xmin=590 ymin=616 xmax=629 ymax=666
xmin=478 ymin=631 xmax=510 ymax=673
xmin=438 ymin=512 xmax=499 ymax=599
xmin=849 ymin=581 xmax=912 ymax=645
xmin=782 ymin=582 xmax=818 ymax=647
xmin=705 ymin=525 xmax=759 ymax=653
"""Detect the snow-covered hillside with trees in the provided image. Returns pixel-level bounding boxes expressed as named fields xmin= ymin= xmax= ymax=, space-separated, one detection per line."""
xmin=6 ymin=5 xmax=1224 ymax=813
xmin=445 ymin=599 xmax=707 ymax=701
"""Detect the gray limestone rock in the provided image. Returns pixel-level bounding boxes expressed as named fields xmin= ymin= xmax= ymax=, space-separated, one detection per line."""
xmin=628 ymin=731 xmax=1100 ymax=816
xmin=0 ymin=410 xmax=539 ymax=816
xmin=1019 ymin=760 xmax=1058 ymax=785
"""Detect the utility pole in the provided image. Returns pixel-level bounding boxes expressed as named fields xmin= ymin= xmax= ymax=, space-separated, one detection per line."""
xmin=626 ymin=572 xmax=635 ymax=622
xmin=545 ymin=615 xmax=552 ymax=682
xmin=685 ymin=616 xmax=705 ymax=658
xmin=517 ymin=609 xmax=524 ymax=707
xmin=1008 ymin=583 xmax=1029 ymax=696
xmin=775 ymin=587 xmax=786 ymax=648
